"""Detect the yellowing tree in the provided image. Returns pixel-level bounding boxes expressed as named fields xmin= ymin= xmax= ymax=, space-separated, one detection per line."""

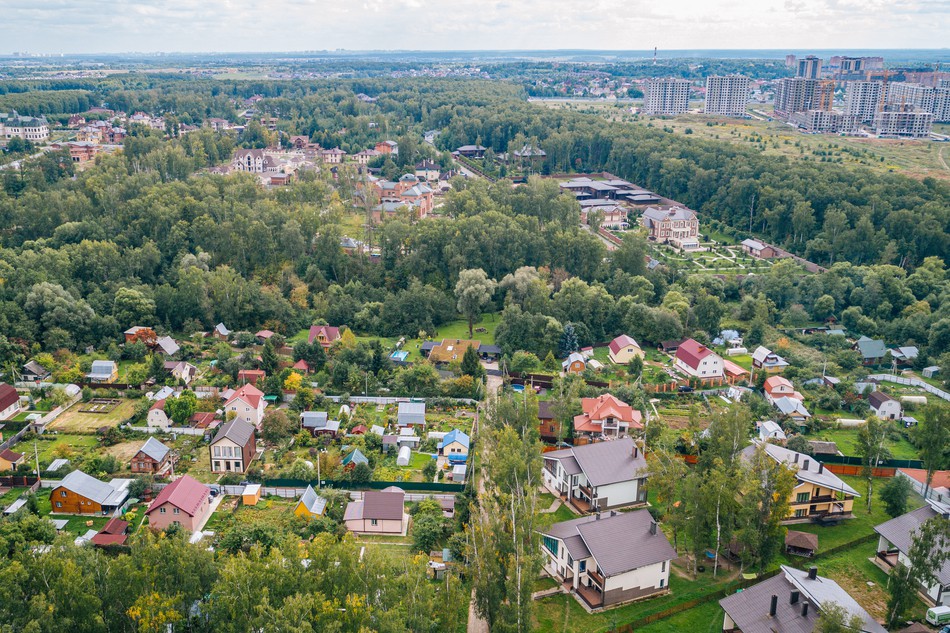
xmin=284 ymin=372 xmax=303 ymax=392
xmin=128 ymin=592 xmax=183 ymax=633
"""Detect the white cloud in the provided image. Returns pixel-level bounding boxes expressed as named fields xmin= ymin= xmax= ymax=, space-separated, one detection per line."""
xmin=3 ymin=0 xmax=948 ymax=53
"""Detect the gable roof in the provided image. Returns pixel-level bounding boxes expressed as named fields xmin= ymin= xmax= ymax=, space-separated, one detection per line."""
xmin=225 ymin=384 xmax=264 ymax=410
xmin=785 ymin=530 xmax=819 ymax=551
xmin=137 ymin=437 xmax=170 ymax=463
xmin=0 ymin=448 xmax=24 ymax=463
xmin=719 ymin=565 xmax=886 ymax=633
xmin=214 ymin=323 xmax=231 ymax=336
xmin=23 ymin=360 xmax=50 ymax=378
xmin=742 ymin=441 xmax=859 ymax=497
xmin=764 ymin=375 xmax=795 ymax=393
xmin=562 ymin=352 xmax=586 ymax=368
xmin=674 ymin=338 xmax=717 ymax=370
xmin=147 ymin=475 xmax=209 ymax=517
xmin=342 ymin=448 xmax=369 ymax=467
xmin=300 ymin=411 xmax=329 ymax=428
xmin=397 ymin=402 xmax=426 ymax=425
xmin=541 ymin=509 xmax=675 ymax=577
xmin=308 ymin=325 xmax=341 ymax=345
xmin=0 ymin=383 xmax=18 ymax=412
xmin=439 ymin=428 xmax=470 ymax=450
xmin=57 ymin=470 xmax=129 ymax=506
xmin=752 ymin=346 xmax=789 ymax=368
xmin=868 ymin=391 xmax=896 ymax=410
xmin=574 ymin=394 xmax=642 ymax=432
xmin=608 ymin=335 xmax=640 ymax=355
xmin=855 ymin=336 xmax=887 ymax=360
xmin=156 ymin=336 xmax=180 ymax=356
xmin=297 ymin=485 xmax=328 ymax=516
xmin=543 ymin=437 xmax=646 ymax=487
xmin=359 ymin=490 xmax=404 ymax=520
xmin=874 ymin=503 xmax=950 ymax=586
xmin=211 ymin=419 xmax=255 ymax=448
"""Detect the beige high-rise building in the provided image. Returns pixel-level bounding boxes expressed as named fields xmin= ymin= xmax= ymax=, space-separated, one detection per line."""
xmin=773 ymin=78 xmax=833 ymax=118
xmin=643 ymin=78 xmax=690 ymax=115
xmin=887 ymin=82 xmax=950 ymax=122
xmin=704 ymin=75 xmax=750 ymax=117
xmin=797 ymin=56 xmax=822 ymax=79
xmin=844 ymin=81 xmax=885 ymax=123
xmin=874 ymin=105 xmax=934 ymax=138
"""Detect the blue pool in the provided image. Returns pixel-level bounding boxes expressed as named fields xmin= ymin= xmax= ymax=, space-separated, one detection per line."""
xmin=390 ymin=350 xmax=409 ymax=361
xmin=511 ymin=384 xmax=525 ymax=392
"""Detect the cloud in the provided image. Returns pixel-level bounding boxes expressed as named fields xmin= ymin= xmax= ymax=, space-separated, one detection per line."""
xmin=2 ymin=0 xmax=948 ymax=52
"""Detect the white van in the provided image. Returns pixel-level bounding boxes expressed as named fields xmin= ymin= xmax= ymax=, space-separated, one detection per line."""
xmin=926 ymin=605 xmax=950 ymax=626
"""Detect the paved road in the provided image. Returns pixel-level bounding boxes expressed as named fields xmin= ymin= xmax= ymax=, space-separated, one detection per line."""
xmin=581 ymin=223 xmax=618 ymax=251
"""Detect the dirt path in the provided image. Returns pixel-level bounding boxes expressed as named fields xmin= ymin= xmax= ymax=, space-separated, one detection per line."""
xmin=938 ymin=145 xmax=950 ymax=172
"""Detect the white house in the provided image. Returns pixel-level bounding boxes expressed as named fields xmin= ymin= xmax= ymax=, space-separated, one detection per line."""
xmin=540 ymin=509 xmax=675 ymax=609
xmin=0 ymin=383 xmax=21 ymax=421
xmin=673 ymin=339 xmax=724 ymax=379
xmin=868 ymin=391 xmax=902 ymax=420
xmin=146 ymin=400 xmax=171 ymax=430
xmin=209 ymin=419 xmax=257 ymax=474
xmin=543 ymin=437 xmax=648 ymax=513
xmin=758 ymin=420 xmax=787 ymax=442
xmin=223 ymin=384 xmax=267 ymax=426
xmin=874 ymin=499 xmax=950 ymax=606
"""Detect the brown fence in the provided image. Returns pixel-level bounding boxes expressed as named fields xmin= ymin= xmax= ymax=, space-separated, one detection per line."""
xmin=824 ymin=463 xmax=896 ymax=477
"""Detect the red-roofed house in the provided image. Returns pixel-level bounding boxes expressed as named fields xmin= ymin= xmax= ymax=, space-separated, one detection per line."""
xmin=146 ymin=399 xmax=171 ymax=430
xmin=608 ymin=335 xmax=643 ymax=365
xmin=292 ymin=359 xmax=311 ymax=373
xmin=308 ymin=325 xmax=341 ymax=348
xmin=90 ymin=517 xmax=129 ymax=547
xmin=146 ymin=475 xmax=211 ymax=532
xmin=764 ymin=376 xmax=803 ymax=405
xmin=0 ymin=383 xmax=21 ymax=421
xmin=673 ymin=339 xmax=724 ymax=379
xmin=573 ymin=394 xmax=643 ymax=439
xmin=224 ymin=384 xmax=267 ymax=425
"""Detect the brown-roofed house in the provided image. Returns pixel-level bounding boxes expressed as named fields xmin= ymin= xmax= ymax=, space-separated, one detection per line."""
xmin=785 ymin=530 xmax=818 ymax=557
xmin=0 ymin=448 xmax=25 ymax=471
xmin=0 ymin=383 xmax=21 ymax=421
xmin=343 ymin=490 xmax=408 ymax=534
xmin=426 ymin=339 xmax=480 ymax=364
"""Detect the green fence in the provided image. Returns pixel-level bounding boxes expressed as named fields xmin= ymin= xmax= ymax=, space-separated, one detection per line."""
xmin=262 ymin=478 xmax=464 ymax=493
xmin=817 ymin=454 xmax=923 ymax=469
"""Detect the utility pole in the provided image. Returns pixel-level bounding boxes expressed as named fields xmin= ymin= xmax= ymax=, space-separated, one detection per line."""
xmin=33 ymin=441 xmax=41 ymax=486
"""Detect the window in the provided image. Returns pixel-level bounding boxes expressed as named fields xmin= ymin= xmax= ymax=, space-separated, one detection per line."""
xmin=542 ymin=536 xmax=559 ymax=557
xmin=578 ymin=560 xmax=586 ymax=572
xmin=56 ymin=501 xmax=62 ymax=508
xmin=796 ymin=492 xmax=810 ymax=503
xmin=160 ymin=507 xmax=166 ymax=514
xmin=794 ymin=509 xmax=807 ymax=518
xmin=370 ymin=519 xmax=378 ymax=526
xmin=60 ymin=491 xmax=66 ymax=498
xmin=661 ymin=561 xmax=666 ymax=572
xmin=660 ymin=578 xmax=665 ymax=588
xmin=173 ymin=508 xmax=180 ymax=515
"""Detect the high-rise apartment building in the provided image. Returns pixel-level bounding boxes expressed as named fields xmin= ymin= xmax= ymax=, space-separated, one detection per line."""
xmin=797 ymin=56 xmax=822 ymax=79
xmin=643 ymin=78 xmax=691 ymax=115
xmin=704 ymin=75 xmax=750 ymax=117
xmin=887 ymin=82 xmax=950 ymax=122
xmin=773 ymin=78 xmax=833 ymax=117
xmin=788 ymin=110 xmax=857 ymax=134
xmin=874 ymin=105 xmax=934 ymax=138
xmin=844 ymin=81 xmax=885 ymax=123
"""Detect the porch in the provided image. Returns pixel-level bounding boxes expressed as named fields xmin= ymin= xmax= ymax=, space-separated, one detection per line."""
xmin=563 ymin=579 xmax=604 ymax=610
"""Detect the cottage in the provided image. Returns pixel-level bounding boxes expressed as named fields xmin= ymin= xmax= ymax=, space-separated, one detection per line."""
xmin=425 ymin=339 xmax=480 ymax=364
xmin=741 ymin=442 xmax=858 ymax=523
xmin=868 ymin=391 xmax=902 ymax=420
xmin=155 ymin=336 xmax=180 ymax=356
xmin=562 ymin=352 xmax=587 ymax=374
xmin=51 ymin=470 xmax=130 ymax=515
xmin=21 ymin=360 xmax=51 ymax=383
xmin=758 ymin=420 xmax=787 ymax=442
xmin=146 ymin=399 xmax=171 ymax=430
xmin=456 ymin=145 xmax=486 ymax=158
xmin=874 ymin=500 xmax=950 ymax=605
xmin=438 ymin=429 xmax=470 ymax=464
xmin=540 ymin=509 xmax=675 ymax=609
xmin=294 ymin=485 xmax=328 ymax=519
xmin=751 ymin=346 xmax=789 ymax=373
xmin=146 ymin=475 xmax=211 ymax=533
xmin=164 ymin=361 xmax=197 ymax=385
xmin=91 ymin=517 xmax=129 ymax=547
xmin=543 ymin=437 xmax=648 ymax=513
xmin=538 ymin=401 xmax=559 ymax=442
xmin=397 ymin=427 xmax=421 ymax=449
xmin=342 ymin=448 xmax=369 ymax=469
xmin=764 ymin=376 xmax=803 ymax=405
xmin=414 ymin=159 xmax=440 ymax=181
xmin=344 ymin=490 xmax=408 ymax=534
xmin=397 ymin=402 xmax=426 ymax=427
xmin=740 ymin=238 xmax=779 ymax=259
xmin=889 ymin=346 xmax=919 ymax=365
xmin=607 ymin=335 xmax=644 ymax=365
xmin=0 ymin=383 xmax=21 ymax=421
xmin=0 ymin=448 xmax=24 ymax=471
xmin=674 ymin=339 xmax=724 ymax=379
xmin=237 ymin=369 xmax=265 ymax=386
xmin=130 ymin=437 xmax=174 ymax=475
xmin=213 ymin=323 xmax=231 ymax=340
xmin=854 ymin=336 xmax=887 ymax=366
xmin=308 ymin=325 xmax=341 ymax=348
xmin=86 ymin=360 xmax=118 ymax=383
xmin=719 ymin=565 xmax=886 ymax=633
xmin=223 ymin=384 xmax=267 ymax=426
xmin=573 ymin=394 xmax=643 ymax=439
xmin=209 ymin=419 xmax=257 ymax=474
xmin=300 ymin=411 xmax=341 ymax=437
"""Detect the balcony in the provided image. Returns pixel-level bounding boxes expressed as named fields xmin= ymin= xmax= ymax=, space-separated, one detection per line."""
xmin=564 ymin=580 xmax=604 ymax=609
xmin=587 ymin=569 xmax=606 ymax=588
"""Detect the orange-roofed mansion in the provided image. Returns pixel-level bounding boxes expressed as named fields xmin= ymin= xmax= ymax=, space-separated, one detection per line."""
xmin=573 ymin=394 xmax=643 ymax=440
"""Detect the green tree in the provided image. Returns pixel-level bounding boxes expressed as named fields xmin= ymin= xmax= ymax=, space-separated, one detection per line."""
xmin=886 ymin=516 xmax=950 ymax=628
xmin=916 ymin=404 xmax=950 ymax=498
xmin=815 ymin=601 xmax=864 ymax=633
xmin=455 ymin=268 xmax=496 ymax=338
xmin=460 ymin=344 xmax=483 ymax=378
xmin=350 ymin=462 xmax=372 ymax=485
xmin=259 ymin=339 xmax=279 ymax=376
xmin=856 ymin=416 xmax=891 ymax=512
xmin=260 ymin=409 xmax=295 ymax=445
xmin=165 ymin=390 xmax=197 ymax=425
xmin=735 ymin=443 xmax=796 ymax=572
xmin=880 ymin=474 xmax=912 ymax=518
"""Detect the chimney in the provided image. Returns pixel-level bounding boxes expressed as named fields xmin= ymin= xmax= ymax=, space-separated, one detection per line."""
xmin=650 ymin=521 xmax=657 ymax=535
xmin=803 ymin=459 xmax=810 ymax=470
xmin=818 ymin=463 xmax=824 ymax=474
xmin=790 ymin=591 xmax=799 ymax=605
xmin=807 ymin=566 xmax=818 ymax=580
xmin=769 ymin=595 xmax=778 ymax=617
xmin=801 ymin=601 xmax=810 ymax=617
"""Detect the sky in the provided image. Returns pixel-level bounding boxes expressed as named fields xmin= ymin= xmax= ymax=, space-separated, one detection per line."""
xmin=5 ymin=0 xmax=949 ymax=54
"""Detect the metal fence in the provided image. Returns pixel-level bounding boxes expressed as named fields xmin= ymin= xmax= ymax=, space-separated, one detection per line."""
xmin=866 ymin=374 xmax=950 ymax=402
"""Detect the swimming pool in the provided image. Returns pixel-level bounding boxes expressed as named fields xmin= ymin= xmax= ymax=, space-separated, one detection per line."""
xmin=390 ymin=350 xmax=409 ymax=361
xmin=511 ymin=384 xmax=525 ymax=392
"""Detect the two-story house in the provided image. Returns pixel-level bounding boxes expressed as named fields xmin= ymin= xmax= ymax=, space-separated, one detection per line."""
xmin=674 ymin=339 xmax=724 ymax=379
xmin=223 ymin=384 xmax=266 ymax=426
xmin=130 ymin=437 xmax=174 ymax=475
xmin=540 ymin=509 xmax=675 ymax=610
xmin=543 ymin=437 xmax=648 ymax=513
xmin=751 ymin=346 xmax=789 ymax=373
xmin=764 ymin=376 xmax=803 ymax=405
xmin=868 ymin=391 xmax=902 ymax=420
xmin=874 ymin=499 xmax=949 ymax=606
xmin=0 ymin=383 xmax=21 ymax=421
xmin=572 ymin=394 xmax=643 ymax=439
xmin=641 ymin=206 xmax=700 ymax=250
xmin=146 ymin=475 xmax=211 ymax=533
xmin=308 ymin=324 xmax=341 ymax=349
xmin=51 ymin=470 xmax=130 ymax=515
xmin=607 ymin=335 xmax=643 ymax=365
xmin=741 ymin=441 xmax=858 ymax=523
xmin=209 ymin=419 xmax=257 ymax=474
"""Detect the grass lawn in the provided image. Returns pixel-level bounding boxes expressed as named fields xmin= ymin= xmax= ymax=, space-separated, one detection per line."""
xmin=632 ymin=601 xmax=724 ymax=633
xmin=33 ymin=489 xmax=111 ymax=535
xmin=27 ymin=433 xmax=100 ymax=467
xmin=405 ymin=452 xmax=433 ymax=470
xmin=47 ymin=399 xmax=136 ymax=433
xmin=811 ymin=428 xmax=919 ymax=460
xmin=0 ymin=487 xmax=29 ymax=508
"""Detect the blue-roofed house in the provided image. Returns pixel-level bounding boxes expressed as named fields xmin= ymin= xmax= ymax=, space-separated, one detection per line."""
xmin=294 ymin=485 xmax=328 ymax=519
xmin=439 ymin=429 xmax=470 ymax=464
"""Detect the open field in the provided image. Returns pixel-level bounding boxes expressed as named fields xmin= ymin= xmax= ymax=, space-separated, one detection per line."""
xmin=537 ymin=101 xmax=950 ymax=181
xmin=811 ymin=427 xmax=919 ymax=460
xmin=27 ymin=433 xmax=100 ymax=468
xmin=47 ymin=399 xmax=136 ymax=433
xmin=104 ymin=440 xmax=147 ymax=466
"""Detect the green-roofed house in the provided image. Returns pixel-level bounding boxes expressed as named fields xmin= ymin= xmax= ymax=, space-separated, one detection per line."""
xmin=343 ymin=448 xmax=369 ymax=470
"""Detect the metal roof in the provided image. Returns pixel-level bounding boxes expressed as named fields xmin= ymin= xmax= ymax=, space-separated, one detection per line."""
xmin=543 ymin=437 xmax=646 ymax=487
xmin=298 ymin=485 xmax=328 ymax=516
xmin=211 ymin=419 xmax=255 ymax=447
xmin=137 ymin=437 xmax=170 ymax=463
xmin=874 ymin=504 xmax=950 ymax=585
xmin=57 ymin=470 xmax=129 ymax=507
xmin=744 ymin=442 xmax=859 ymax=497
xmin=397 ymin=402 xmax=426 ymax=425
